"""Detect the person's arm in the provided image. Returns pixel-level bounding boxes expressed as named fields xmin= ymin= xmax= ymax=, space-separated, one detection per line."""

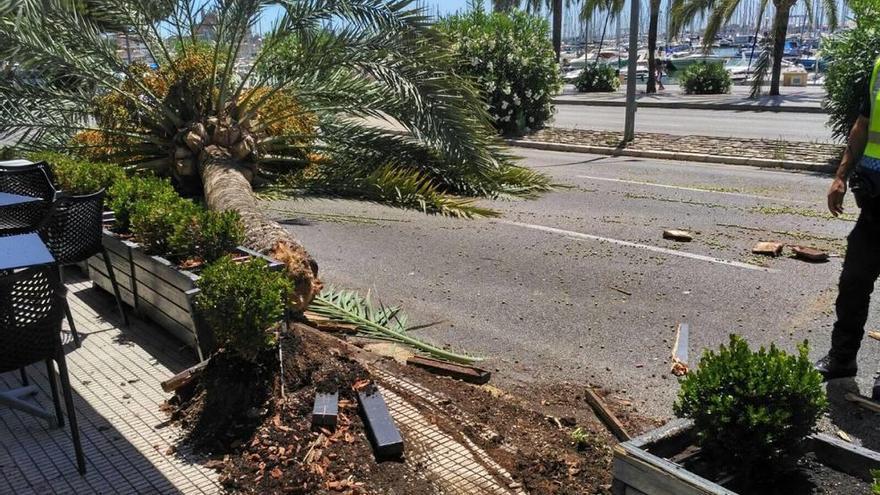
xmin=828 ymin=116 xmax=870 ymax=216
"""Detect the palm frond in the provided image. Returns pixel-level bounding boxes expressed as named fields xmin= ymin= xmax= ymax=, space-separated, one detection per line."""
xmin=309 ymin=287 xmax=481 ymax=364
xmin=749 ymin=41 xmax=772 ymax=98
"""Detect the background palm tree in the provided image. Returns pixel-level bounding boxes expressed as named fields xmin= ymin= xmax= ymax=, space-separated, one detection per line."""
xmin=580 ymin=0 xmax=625 ymax=63
xmin=0 ymin=0 xmax=546 ymax=311
xmin=646 ymin=0 xmax=662 ymax=93
xmin=671 ymin=0 xmax=840 ymax=96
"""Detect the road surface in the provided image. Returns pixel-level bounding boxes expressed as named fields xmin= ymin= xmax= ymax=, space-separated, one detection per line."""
xmin=268 ymin=148 xmax=876 ymax=421
xmin=551 ymin=104 xmax=833 ymax=143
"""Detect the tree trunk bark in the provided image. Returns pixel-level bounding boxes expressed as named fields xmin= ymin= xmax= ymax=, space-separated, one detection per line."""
xmin=646 ymin=0 xmax=660 ymax=94
xmin=552 ymin=0 xmax=563 ymax=62
xmin=769 ymin=1 xmax=793 ymax=96
xmin=198 ymin=145 xmax=321 ymax=312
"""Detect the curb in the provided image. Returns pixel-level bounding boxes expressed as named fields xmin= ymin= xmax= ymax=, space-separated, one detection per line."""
xmin=552 ymin=98 xmax=825 ymax=114
xmin=506 ymin=139 xmax=837 ymax=174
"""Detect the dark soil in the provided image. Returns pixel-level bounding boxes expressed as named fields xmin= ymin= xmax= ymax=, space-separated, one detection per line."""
xmin=165 ymin=325 xmax=662 ymax=494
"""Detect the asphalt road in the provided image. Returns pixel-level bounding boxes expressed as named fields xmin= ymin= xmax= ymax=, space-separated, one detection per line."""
xmin=268 ymin=148 xmax=879 ymax=422
xmin=551 ymin=104 xmax=833 ymax=143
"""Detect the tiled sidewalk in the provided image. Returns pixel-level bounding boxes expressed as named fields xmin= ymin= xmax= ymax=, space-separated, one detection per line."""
xmin=0 ymin=270 xmax=220 ymax=494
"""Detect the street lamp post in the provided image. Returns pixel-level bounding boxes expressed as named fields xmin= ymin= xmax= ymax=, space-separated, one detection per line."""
xmin=624 ymin=0 xmax=640 ymax=142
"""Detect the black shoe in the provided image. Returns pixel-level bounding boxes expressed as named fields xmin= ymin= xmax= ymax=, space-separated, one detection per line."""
xmin=814 ymin=354 xmax=857 ymax=381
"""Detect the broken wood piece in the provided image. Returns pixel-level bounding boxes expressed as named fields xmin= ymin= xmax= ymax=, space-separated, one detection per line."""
xmin=837 ymin=430 xmax=853 ymax=443
xmin=663 ymin=230 xmax=693 ymax=242
xmin=161 ymin=359 xmax=209 ymax=393
xmin=584 ymin=388 xmax=631 ymax=441
xmin=312 ymin=392 xmax=339 ymax=429
xmin=610 ymin=286 xmax=633 ymax=297
xmin=844 ymin=392 xmax=880 ymax=414
xmin=357 ymin=385 xmax=404 ymax=458
xmin=303 ymin=311 xmax=360 ymax=334
xmin=868 ymin=331 xmax=880 ymax=342
xmin=406 ymin=356 xmax=491 ymax=385
xmin=671 ymin=323 xmax=689 ymax=377
xmin=791 ymin=246 xmax=829 ymax=263
xmin=752 ymin=241 xmax=784 ymax=257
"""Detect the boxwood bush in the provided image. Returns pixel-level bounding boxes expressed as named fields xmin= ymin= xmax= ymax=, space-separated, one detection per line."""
xmin=168 ymin=209 xmax=245 ymax=264
xmin=107 ymin=175 xmax=177 ymax=233
xmin=823 ymin=0 xmax=880 ymax=141
xmin=31 ymin=151 xmax=126 ymax=195
xmin=679 ymin=62 xmax=732 ymax=95
xmin=438 ymin=7 xmax=562 ymax=136
xmin=195 ymin=256 xmax=292 ymax=360
xmin=575 ymin=64 xmax=620 ymax=93
xmin=674 ymin=335 xmax=827 ymax=482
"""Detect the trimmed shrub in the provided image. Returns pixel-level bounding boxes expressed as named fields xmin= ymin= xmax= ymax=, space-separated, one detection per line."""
xmin=194 ymin=257 xmax=292 ymax=360
xmin=438 ymin=7 xmax=562 ymax=136
xmin=674 ymin=335 xmax=827 ymax=482
xmin=823 ymin=0 xmax=880 ymax=141
xmin=107 ymin=175 xmax=177 ymax=233
xmin=30 ymin=151 xmax=125 ymax=195
xmin=130 ymin=192 xmax=200 ymax=256
xmin=168 ymin=209 xmax=245 ymax=263
xmin=574 ymin=64 xmax=620 ymax=93
xmin=679 ymin=62 xmax=732 ymax=95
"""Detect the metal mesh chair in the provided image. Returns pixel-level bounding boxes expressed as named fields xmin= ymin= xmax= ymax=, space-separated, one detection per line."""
xmin=0 ymin=266 xmax=86 ymax=475
xmin=39 ymin=190 xmax=128 ymax=346
xmin=0 ymin=161 xmax=55 ymax=232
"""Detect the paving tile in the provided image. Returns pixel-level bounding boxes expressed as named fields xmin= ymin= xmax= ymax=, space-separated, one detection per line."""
xmin=0 ymin=271 xmax=221 ymax=494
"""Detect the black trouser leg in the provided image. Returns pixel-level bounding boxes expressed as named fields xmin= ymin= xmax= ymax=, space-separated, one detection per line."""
xmin=830 ymin=213 xmax=880 ymax=360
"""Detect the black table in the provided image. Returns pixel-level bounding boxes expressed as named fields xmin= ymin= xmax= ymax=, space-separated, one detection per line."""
xmin=0 ymin=232 xmax=55 ymax=270
xmin=0 ymin=191 xmax=43 ymax=208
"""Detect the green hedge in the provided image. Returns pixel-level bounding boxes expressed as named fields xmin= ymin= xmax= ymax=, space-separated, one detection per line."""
xmin=679 ymin=62 xmax=732 ymax=95
xmin=574 ymin=64 xmax=620 ymax=93
xmin=438 ymin=8 xmax=562 ymax=136
xmin=823 ymin=0 xmax=880 ymax=141
xmin=31 ymin=151 xmax=126 ymax=196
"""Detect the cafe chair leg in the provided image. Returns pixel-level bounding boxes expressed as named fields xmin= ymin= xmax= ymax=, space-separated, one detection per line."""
xmin=55 ymin=345 xmax=86 ymax=475
xmin=102 ymin=249 xmax=128 ymax=327
xmin=63 ymin=299 xmax=81 ymax=348
xmin=46 ymin=359 xmax=64 ymax=429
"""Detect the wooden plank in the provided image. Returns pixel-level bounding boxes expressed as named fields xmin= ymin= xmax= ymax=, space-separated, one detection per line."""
xmin=133 ymin=263 xmax=196 ymax=312
xmin=585 ymin=388 xmax=631 ymax=441
xmin=614 ymin=443 xmax=735 ymax=495
xmin=87 ymin=264 xmax=136 ymax=308
xmin=810 ymin=433 xmax=880 ymax=482
xmin=87 ymin=256 xmax=134 ymax=290
xmin=672 ymin=323 xmax=689 ymax=376
xmin=161 ymin=360 xmax=209 ymax=393
xmin=133 ymin=282 xmax=196 ymax=331
xmin=136 ymin=297 xmax=199 ymax=349
xmin=130 ymin=249 xmax=198 ymax=291
xmin=844 ymin=393 xmax=880 ymax=414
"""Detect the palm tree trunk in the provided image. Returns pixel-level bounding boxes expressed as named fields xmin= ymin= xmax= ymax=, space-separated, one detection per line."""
xmin=198 ymin=145 xmax=321 ymax=312
xmin=769 ymin=1 xmax=793 ymax=96
xmin=646 ymin=0 xmax=660 ymax=94
xmin=552 ymin=0 xmax=563 ymax=62
xmin=595 ymin=13 xmax=611 ymax=63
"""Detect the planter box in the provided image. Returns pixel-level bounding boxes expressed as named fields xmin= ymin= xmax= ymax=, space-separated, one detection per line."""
xmin=86 ymin=215 xmax=283 ymax=360
xmin=612 ymin=419 xmax=880 ymax=495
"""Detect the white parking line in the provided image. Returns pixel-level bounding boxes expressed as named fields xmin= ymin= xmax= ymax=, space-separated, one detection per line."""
xmin=501 ymin=220 xmax=779 ymax=273
xmin=576 ymin=175 xmax=812 ymax=204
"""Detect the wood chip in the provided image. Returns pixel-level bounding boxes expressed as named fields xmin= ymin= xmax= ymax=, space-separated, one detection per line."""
xmin=752 ymin=241 xmax=784 ymax=256
xmin=791 ymin=246 xmax=829 ymax=262
xmin=663 ymin=229 xmax=693 ymax=242
xmin=837 ymin=430 xmax=853 ymax=442
xmin=671 ymin=323 xmax=689 ymax=376
xmin=868 ymin=331 xmax=880 ymax=342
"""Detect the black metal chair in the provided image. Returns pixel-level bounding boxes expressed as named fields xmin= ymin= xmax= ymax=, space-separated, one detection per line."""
xmin=38 ymin=189 xmax=128 ymax=347
xmin=0 ymin=266 xmax=86 ymax=475
xmin=0 ymin=161 xmax=56 ymax=232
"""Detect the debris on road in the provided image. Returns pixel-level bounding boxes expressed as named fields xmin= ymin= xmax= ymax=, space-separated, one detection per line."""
xmin=610 ymin=286 xmax=633 ymax=297
xmin=663 ymin=229 xmax=693 ymax=242
xmin=791 ymin=246 xmax=829 ymax=263
xmin=836 ymin=430 xmax=853 ymax=443
xmin=312 ymin=392 xmax=339 ymax=429
xmin=406 ymin=356 xmax=491 ymax=385
xmin=752 ymin=242 xmax=784 ymax=257
xmin=671 ymin=323 xmax=689 ymax=377
xmin=584 ymin=387 xmax=631 ymax=442
xmin=868 ymin=331 xmax=880 ymax=342
xmin=357 ymin=383 xmax=405 ymax=459
xmin=844 ymin=393 xmax=880 ymax=414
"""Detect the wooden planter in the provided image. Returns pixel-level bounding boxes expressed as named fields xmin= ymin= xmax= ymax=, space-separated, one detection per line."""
xmin=86 ymin=216 xmax=283 ymax=360
xmin=612 ymin=419 xmax=880 ymax=495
